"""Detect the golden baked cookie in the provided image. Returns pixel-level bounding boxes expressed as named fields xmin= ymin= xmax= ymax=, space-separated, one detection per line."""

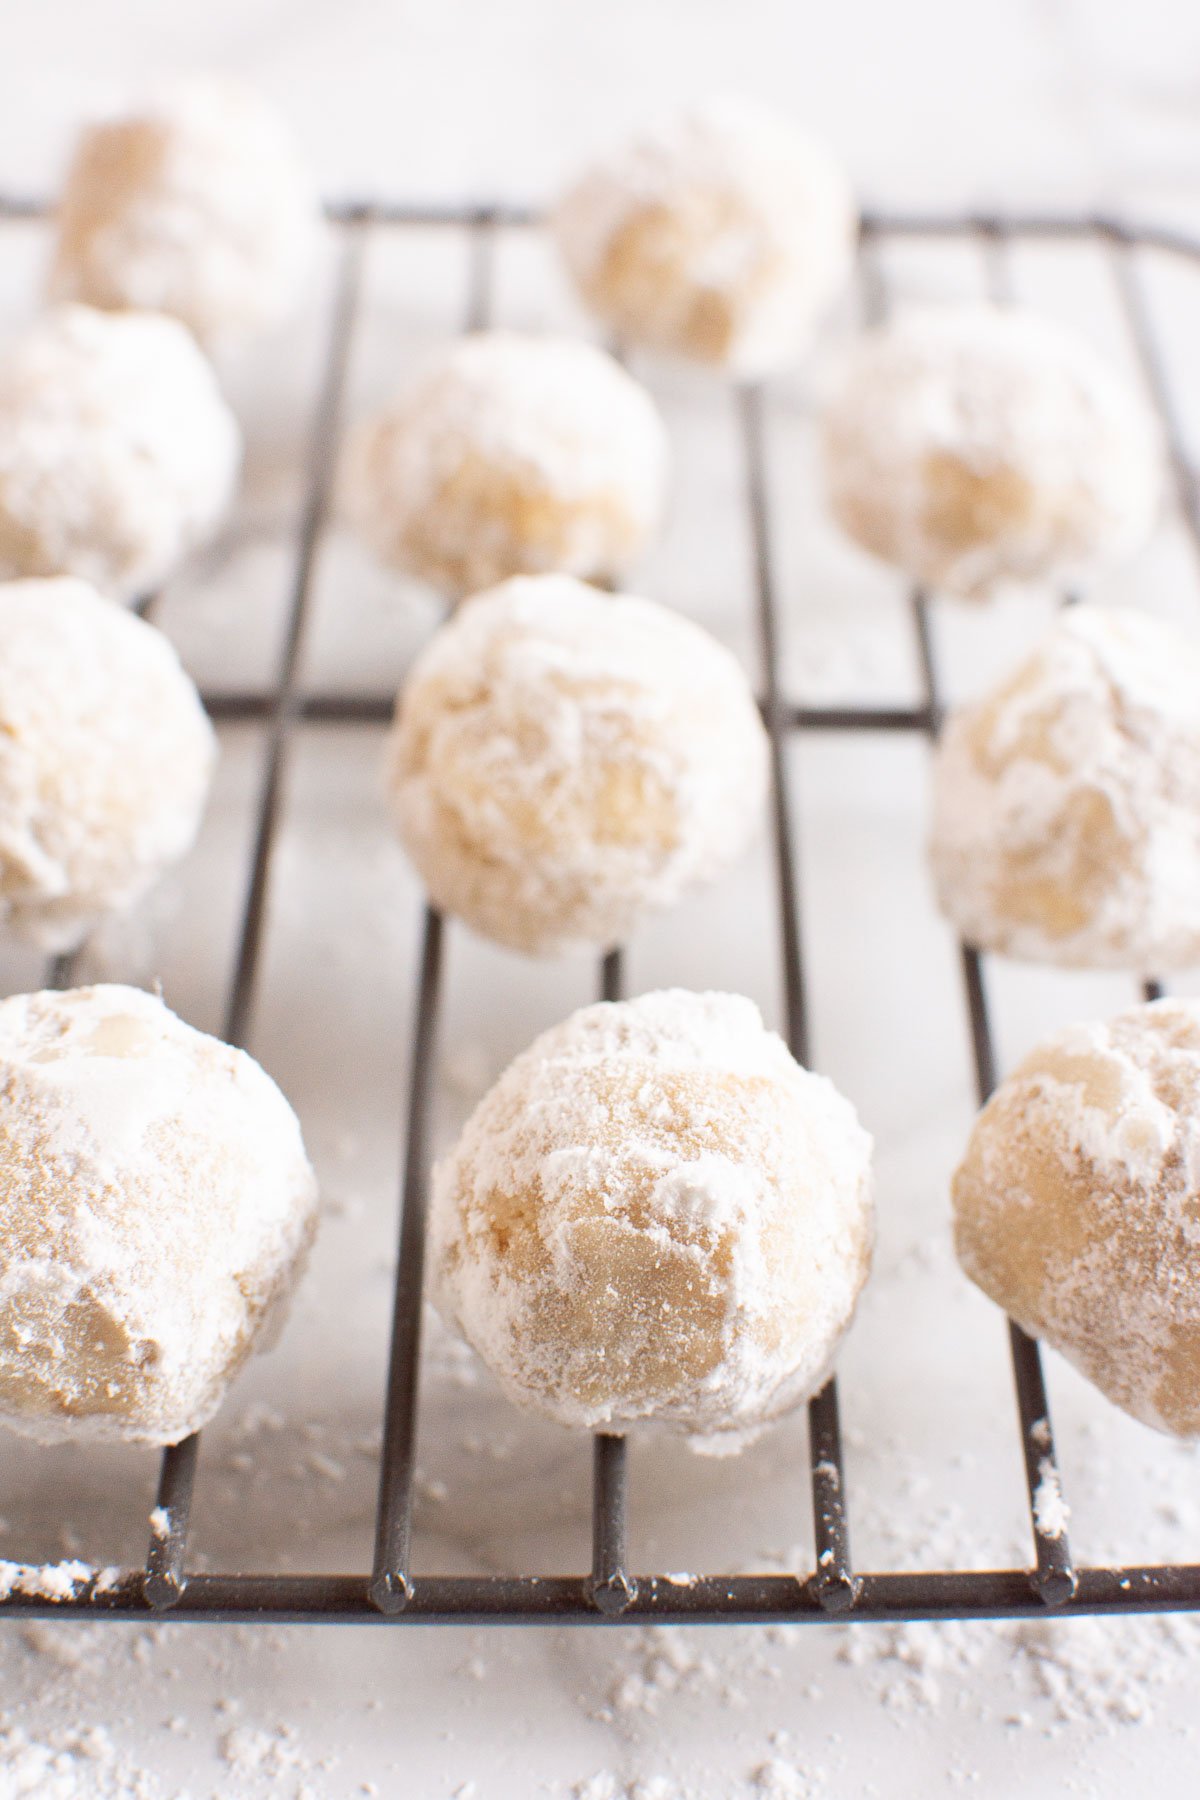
xmin=430 ymin=989 xmax=874 ymax=1450
xmin=0 ymin=577 xmax=216 ymax=952
xmin=821 ymin=304 xmax=1160 ymax=597
xmin=954 ymin=996 xmax=1200 ymax=1436
xmin=929 ymin=607 xmax=1200 ymax=971
xmin=554 ymin=97 xmax=855 ymax=375
xmin=386 ymin=574 xmax=769 ymax=954
xmin=344 ymin=331 xmax=667 ymax=599
xmin=0 ymin=984 xmax=317 ymax=1446
xmin=49 ymin=78 xmax=318 ymax=344
xmin=0 ymin=305 xmax=240 ymax=602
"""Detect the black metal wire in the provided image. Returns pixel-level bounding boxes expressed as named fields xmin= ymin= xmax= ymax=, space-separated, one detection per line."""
xmin=2 ymin=200 xmax=1199 ymax=1630
xmin=3 ymin=191 xmax=1199 ymax=258
xmin=590 ymin=1435 xmax=637 ymax=1614
xmin=589 ymin=950 xmax=636 ymax=1612
xmin=372 ymin=210 xmax=494 ymax=1612
xmin=740 ymin=384 xmax=809 ymax=1069
xmin=143 ymin=1437 xmax=200 ymax=1610
xmin=4 ymin=1562 xmax=1200 ymax=1625
xmin=739 ymin=381 xmax=858 ymax=1608
xmin=197 ymin=689 xmax=940 ymax=735
xmin=370 ymin=905 xmax=444 ymax=1612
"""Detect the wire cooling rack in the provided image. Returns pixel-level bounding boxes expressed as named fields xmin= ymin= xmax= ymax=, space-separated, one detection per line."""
xmin=1 ymin=197 xmax=1199 ymax=1629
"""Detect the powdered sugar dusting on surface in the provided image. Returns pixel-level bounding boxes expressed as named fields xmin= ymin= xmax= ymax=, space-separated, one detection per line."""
xmin=1033 ymin=1460 xmax=1070 ymax=1538
xmin=0 ymin=1723 xmax=155 ymax=1799
xmin=430 ymin=988 xmax=873 ymax=1445
xmin=0 ymin=1558 xmax=98 ymax=1601
xmin=931 ymin=606 xmax=1200 ymax=970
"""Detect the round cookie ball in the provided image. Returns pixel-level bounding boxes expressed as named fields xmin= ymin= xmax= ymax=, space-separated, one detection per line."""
xmin=343 ymin=331 xmax=668 ymax=598
xmin=0 ymin=305 xmax=240 ymax=602
xmin=954 ymin=996 xmax=1200 ymax=1437
xmin=48 ymin=77 xmax=318 ymax=344
xmin=431 ymin=989 xmax=874 ymax=1449
xmin=929 ymin=606 xmax=1200 ymax=971
xmin=0 ymin=983 xmax=317 ymax=1445
xmin=553 ymin=96 xmax=856 ymax=376
xmin=0 ymin=577 xmax=216 ymax=952
xmin=386 ymin=573 xmax=769 ymax=954
xmin=820 ymin=304 xmax=1161 ymax=597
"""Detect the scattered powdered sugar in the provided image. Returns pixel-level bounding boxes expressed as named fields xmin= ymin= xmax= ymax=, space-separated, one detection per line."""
xmin=220 ymin=1723 xmax=309 ymax=1777
xmin=553 ymin=96 xmax=856 ymax=376
xmin=930 ymin=606 xmax=1200 ymax=970
xmin=430 ymin=989 xmax=873 ymax=1446
xmin=574 ymin=1778 xmax=623 ymax=1800
xmin=601 ymin=1627 xmax=721 ymax=1720
xmin=1033 ymin=1460 xmax=1070 ymax=1538
xmin=0 ymin=1724 xmax=157 ymax=1799
xmin=343 ymin=331 xmax=667 ymax=596
xmin=838 ymin=1609 xmax=1200 ymax=1733
xmin=387 ymin=574 xmax=770 ymax=955
xmin=753 ymin=1762 xmax=812 ymax=1799
xmin=821 ymin=301 xmax=1161 ymax=597
xmin=0 ymin=1559 xmax=113 ymax=1602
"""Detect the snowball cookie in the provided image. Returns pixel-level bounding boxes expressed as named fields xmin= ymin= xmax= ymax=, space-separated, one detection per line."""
xmin=930 ymin=607 xmax=1200 ymax=971
xmin=954 ymin=997 xmax=1200 ymax=1436
xmin=0 ymin=578 xmax=216 ymax=952
xmin=48 ymin=77 xmax=318 ymax=344
xmin=821 ymin=304 xmax=1161 ymax=597
xmin=0 ymin=984 xmax=317 ymax=1445
xmin=343 ymin=331 xmax=668 ymax=598
xmin=553 ymin=97 xmax=856 ymax=376
xmin=0 ymin=305 xmax=240 ymax=602
xmin=387 ymin=574 xmax=769 ymax=954
xmin=431 ymin=989 xmax=873 ymax=1448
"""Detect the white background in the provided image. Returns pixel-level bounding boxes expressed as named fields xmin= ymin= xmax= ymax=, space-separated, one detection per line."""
xmin=1 ymin=4 xmax=1200 ymax=1798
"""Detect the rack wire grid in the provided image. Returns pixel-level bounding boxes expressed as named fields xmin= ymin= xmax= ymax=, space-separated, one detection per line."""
xmin=0 ymin=193 xmax=1199 ymax=1631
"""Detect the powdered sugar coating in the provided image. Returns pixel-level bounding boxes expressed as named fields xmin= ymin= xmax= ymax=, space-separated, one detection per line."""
xmin=930 ymin=606 xmax=1200 ymax=970
xmin=49 ymin=77 xmax=319 ymax=344
xmin=386 ymin=574 xmax=769 ymax=954
xmin=0 ymin=577 xmax=216 ymax=952
xmin=344 ymin=331 xmax=668 ymax=598
xmin=430 ymin=989 xmax=874 ymax=1447
xmin=0 ymin=305 xmax=240 ymax=602
xmin=821 ymin=303 xmax=1161 ymax=597
xmin=553 ymin=96 xmax=856 ymax=376
xmin=953 ymin=996 xmax=1200 ymax=1436
xmin=0 ymin=984 xmax=318 ymax=1445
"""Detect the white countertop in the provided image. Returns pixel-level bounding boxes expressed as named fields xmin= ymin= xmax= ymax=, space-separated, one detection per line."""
xmin=2 ymin=6 xmax=1200 ymax=1798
